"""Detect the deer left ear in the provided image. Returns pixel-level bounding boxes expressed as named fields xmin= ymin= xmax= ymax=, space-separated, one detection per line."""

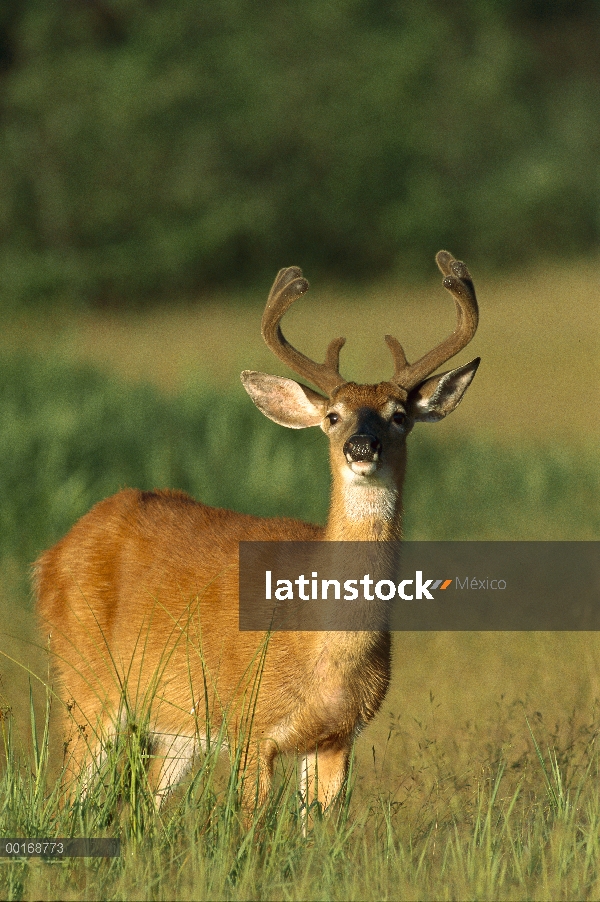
xmin=408 ymin=358 xmax=480 ymax=423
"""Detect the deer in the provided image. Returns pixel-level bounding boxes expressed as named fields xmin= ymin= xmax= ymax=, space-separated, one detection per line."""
xmin=35 ymin=250 xmax=479 ymax=821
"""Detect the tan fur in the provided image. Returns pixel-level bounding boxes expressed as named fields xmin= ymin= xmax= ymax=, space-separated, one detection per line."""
xmin=35 ymin=487 xmax=391 ymax=813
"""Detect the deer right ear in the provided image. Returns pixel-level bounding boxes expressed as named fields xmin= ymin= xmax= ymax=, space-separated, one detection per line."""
xmin=407 ymin=358 xmax=480 ymax=422
xmin=241 ymin=371 xmax=328 ymax=428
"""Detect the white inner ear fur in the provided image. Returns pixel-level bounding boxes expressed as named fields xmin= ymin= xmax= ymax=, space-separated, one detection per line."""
xmin=409 ymin=359 xmax=479 ymax=423
xmin=241 ymin=371 xmax=327 ymax=428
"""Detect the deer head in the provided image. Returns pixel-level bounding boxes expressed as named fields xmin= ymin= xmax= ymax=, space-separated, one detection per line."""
xmin=241 ymin=251 xmax=480 ymax=539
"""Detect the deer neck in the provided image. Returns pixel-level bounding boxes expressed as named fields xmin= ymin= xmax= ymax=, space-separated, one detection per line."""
xmin=324 ymin=460 xmax=405 ymax=542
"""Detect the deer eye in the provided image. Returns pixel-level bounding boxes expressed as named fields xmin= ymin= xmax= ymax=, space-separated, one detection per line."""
xmin=326 ymin=412 xmax=340 ymax=425
xmin=392 ymin=411 xmax=407 ymax=427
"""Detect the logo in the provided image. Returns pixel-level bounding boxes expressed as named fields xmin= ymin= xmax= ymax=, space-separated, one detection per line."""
xmin=397 ymin=574 xmax=453 ymax=600
xmin=265 ymin=570 xmax=454 ymax=602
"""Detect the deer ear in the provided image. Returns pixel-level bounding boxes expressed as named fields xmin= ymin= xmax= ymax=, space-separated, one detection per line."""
xmin=241 ymin=371 xmax=328 ymax=428
xmin=408 ymin=358 xmax=480 ymax=422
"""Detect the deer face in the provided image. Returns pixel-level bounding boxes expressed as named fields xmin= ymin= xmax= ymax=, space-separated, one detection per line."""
xmin=325 ymin=382 xmax=409 ymax=483
xmin=242 ymin=252 xmax=480 ymax=497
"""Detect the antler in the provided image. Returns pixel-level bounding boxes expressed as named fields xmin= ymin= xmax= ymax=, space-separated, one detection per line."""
xmin=261 ymin=266 xmax=346 ymax=395
xmin=386 ymin=251 xmax=479 ymax=391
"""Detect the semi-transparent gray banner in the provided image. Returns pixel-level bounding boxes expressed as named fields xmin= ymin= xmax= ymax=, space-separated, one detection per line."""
xmin=239 ymin=542 xmax=600 ymax=630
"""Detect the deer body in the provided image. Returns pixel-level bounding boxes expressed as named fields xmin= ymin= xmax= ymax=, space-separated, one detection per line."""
xmin=36 ymin=252 xmax=480 ymax=815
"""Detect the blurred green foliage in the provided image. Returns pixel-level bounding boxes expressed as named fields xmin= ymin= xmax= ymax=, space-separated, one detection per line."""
xmin=0 ymin=355 xmax=596 ymax=587
xmin=0 ymin=0 xmax=598 ymax=306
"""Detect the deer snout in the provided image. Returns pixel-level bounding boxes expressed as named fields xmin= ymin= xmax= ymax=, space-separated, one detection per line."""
xmin=343 ymin=433 xmax=382 ymax=476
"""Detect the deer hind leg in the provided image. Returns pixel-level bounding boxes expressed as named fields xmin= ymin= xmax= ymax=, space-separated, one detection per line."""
xmin=301 ymin=743 xmax=350 ymax=819
xmin=60 ymin=702 xmax=120 ymax=802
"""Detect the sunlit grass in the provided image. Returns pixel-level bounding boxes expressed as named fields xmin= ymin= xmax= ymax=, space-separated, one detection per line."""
xmin=1 ymin=674 xmax=600 ymax=900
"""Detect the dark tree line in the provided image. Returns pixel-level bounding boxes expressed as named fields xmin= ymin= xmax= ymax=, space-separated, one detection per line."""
xmin=0 ymin=0 xmax=598 ymax=307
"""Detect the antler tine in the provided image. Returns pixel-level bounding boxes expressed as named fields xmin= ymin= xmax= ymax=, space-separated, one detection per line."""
xmin=261 ymin=267 xmax=346 ymax=395
xmin=388 ymin=251 xmax=479 ymax=392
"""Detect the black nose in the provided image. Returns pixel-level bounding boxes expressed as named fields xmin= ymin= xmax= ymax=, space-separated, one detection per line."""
xmin=343 ymin=433 xmax=382 ymax=462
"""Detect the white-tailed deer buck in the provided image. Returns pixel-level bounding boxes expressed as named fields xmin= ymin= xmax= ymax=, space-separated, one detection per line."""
xmin=35 ymin=251 xmax=479 ymax=819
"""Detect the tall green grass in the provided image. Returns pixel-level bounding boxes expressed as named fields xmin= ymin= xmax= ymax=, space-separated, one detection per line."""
xmin=0 ymin=352 xmax=598 ymax=900
xmin=1 ymin=682 xmax=600 ymax=900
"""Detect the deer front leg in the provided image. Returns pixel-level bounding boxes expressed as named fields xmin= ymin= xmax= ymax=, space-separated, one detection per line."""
xmin=237 ymin=740 xmax=278 ymax=826
xmin=300 ymin=742 xmax=350 ymax=819
xmin=148 ymin=731 xmax=198 ymax=807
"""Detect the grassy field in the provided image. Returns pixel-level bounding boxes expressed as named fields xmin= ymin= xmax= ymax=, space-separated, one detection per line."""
xmin=0 ymin=259 xmax=598 ymax=899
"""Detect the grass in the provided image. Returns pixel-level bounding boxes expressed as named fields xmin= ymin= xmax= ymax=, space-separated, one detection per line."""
xmin=2 ymin=679 xmax=600 ymax=899
xmin=0 ymin=324 xmax=597 ymax=899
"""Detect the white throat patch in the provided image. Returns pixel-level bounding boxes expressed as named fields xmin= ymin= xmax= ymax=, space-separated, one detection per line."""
xmin=343 ymin=483 xmax=398 ymax=522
